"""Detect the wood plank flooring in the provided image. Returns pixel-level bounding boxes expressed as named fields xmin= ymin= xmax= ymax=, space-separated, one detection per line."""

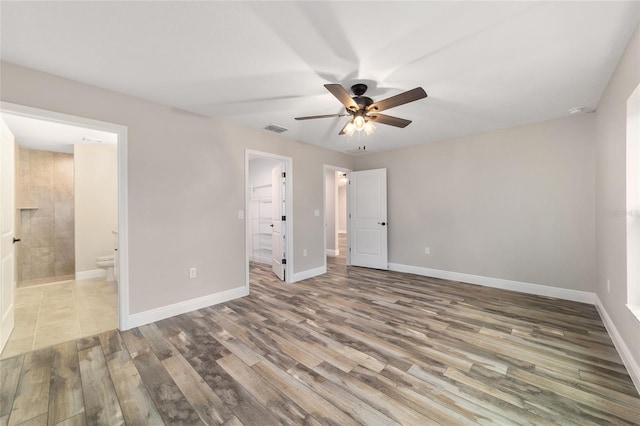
xmin=1 ymin=258 xmax=639 ymax=425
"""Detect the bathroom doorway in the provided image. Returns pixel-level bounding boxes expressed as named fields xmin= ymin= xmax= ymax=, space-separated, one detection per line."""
xmin=0 ymin=103 xmax=128 ymax=359
xmin=245 ymin=150 xmax=293 ymax=287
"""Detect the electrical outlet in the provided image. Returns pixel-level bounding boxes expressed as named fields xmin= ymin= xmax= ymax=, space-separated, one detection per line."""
xmin=303 ymin=249 xmax=308 ymax=257
xmin=190 ymin=267 xmax=197 ymax=279
xmin=607 ymin=279 xmax=611 ymax=293
xmin=424 ymin=247 xmax=431 ymax=255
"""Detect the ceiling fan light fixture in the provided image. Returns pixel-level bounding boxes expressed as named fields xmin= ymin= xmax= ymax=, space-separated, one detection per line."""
xmin=353 ymin=114 xmax=366 ymax=131
xmin=364 ymin=121 xmax=376 ymax=136
xmin=344 ymin=121 xmax=355 ymax=136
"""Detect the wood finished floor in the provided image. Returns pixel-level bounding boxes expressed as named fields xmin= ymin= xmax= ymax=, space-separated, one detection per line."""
xmin=1 ymin=258 xmax=639 ymax=425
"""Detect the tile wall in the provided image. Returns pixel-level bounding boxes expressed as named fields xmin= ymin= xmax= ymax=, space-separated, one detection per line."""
xmin=17 ymin=147 xmax=75 ymax=284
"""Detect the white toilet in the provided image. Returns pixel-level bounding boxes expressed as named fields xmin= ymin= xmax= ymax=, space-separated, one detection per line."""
xmin=96 ymin=255 xmax=115 ymax=281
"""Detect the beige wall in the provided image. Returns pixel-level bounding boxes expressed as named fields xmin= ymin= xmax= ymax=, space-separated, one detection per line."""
xmin=355 ymin=114 xmax=597 ymax=292
xmin=0 ymin=61 xmax=353 ymax=314
xmin=17 ymin=147 xmax=75 ymax=283
xmin=74 ymin=144 xmax=117 ymax=274
xmin=595 ymin=25 xmax=640 ymax=373
xmin=338 ymin=184 xmax=347 ymax=233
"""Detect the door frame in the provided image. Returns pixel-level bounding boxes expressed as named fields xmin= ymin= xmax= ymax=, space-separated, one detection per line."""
xmin=1 ymin=116 xmax=16 ymax=352
xmin=0 ymin=101 xmax=130 ymax=330
xmin=245 ymin=149 xmax=293 ymax=285
xmin=323 ymin=164 xmax=352 ymax=270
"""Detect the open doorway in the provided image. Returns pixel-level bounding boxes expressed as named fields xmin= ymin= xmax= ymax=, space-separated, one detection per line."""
xmin=324 ymin=165 xmax=350 ymax=267
xmin=0 ymin=102 xmax=128 ymax=358
xmin=245 ymin=150 xmax=293 ymax=287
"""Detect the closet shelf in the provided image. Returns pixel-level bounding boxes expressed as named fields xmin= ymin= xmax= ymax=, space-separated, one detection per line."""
xmin=18 ymin=207 xmax=39 ymax=210
xmin=251 ymin=190 xmax=273 ymax=265
xmin=252 ymin=183 xmax=272 ymax=190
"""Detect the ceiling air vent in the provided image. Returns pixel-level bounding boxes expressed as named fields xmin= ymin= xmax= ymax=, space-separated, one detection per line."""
xmin=264 ymin=124 xmax=288 ymax=133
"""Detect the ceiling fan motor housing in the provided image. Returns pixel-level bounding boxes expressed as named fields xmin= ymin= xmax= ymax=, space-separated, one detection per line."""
xmin=352 ymin=96 xmax=373 ymax=112
xmin=347 ymin=84 xmax=374 ymax=113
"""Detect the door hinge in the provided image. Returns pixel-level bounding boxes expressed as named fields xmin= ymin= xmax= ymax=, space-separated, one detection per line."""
xmin=282 ymin=172 xmax=286 ymax=178
xmin=349 ymin=213 xmax=351 ymax=218
xmin=282 ymin=215 xmax=286 ymax=221
xmin=282 ymin=259 xmax=287 ymax=264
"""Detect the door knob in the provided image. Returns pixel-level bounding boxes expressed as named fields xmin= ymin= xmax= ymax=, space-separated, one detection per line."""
xmin=377 ymin=222 xmax=386 ymax=226
xmin=13 ymin=237 xmax=21 ymax=244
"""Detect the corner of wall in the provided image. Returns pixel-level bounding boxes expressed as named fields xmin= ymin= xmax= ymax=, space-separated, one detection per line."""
xmin=594 ymin=296 xmax=640 ymax=393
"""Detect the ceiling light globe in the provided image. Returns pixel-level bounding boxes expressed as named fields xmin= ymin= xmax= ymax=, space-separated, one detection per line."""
xmin=364 ymin=121 xmax=375 ymax=136
xmin=353 ymin=115 xmax=365 ymax=131
xmin=344 ymin=122 xmax=355 ymax=136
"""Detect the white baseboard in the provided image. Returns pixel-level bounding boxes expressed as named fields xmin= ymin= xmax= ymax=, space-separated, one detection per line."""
xmin=76 ymin=269 xmax=106 ymax=280
xmin=594 ymin=296 xmax=640 ymax=394
xmin=388 ymin=263 xmax=596 ymax=304
xmin=326 ymin=249 xmax=339 ymax=257
xmin=126 ymin=285 xmax=249 ymax=329
xmin=291 ymin=265 xmax=327 ymax=283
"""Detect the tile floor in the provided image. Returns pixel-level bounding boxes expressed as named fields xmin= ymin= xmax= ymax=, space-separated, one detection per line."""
xmin=0 ymin=277 xmax=118 ymax=359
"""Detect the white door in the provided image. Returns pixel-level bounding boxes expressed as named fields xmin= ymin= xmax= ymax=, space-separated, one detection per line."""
xmin=0 ymin=117 xmax=16 ymax=352
xmin=271 ymin=164 xmax=286 ymax=281
xmin=349 ymin=168 xmax=388 ymax=269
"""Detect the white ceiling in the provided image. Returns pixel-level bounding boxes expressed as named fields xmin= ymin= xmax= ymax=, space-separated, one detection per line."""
xmin=1 ymin=1 xmax=638 ymax=154
xmin=1 ymin=113 xmax=117 ymax=154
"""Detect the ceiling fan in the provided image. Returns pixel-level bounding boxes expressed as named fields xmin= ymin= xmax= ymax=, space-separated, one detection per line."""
xmin=295 ymin=83 xmax=427 ymax=136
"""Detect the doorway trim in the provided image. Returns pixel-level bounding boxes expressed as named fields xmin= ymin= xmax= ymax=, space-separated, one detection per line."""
xmin=323 ymin=164 xmax=352 ymax=271
xmin=0 ymin=101 xmax=130 ymax=330
xmin=245 ymin=149 xmax=294 ymax=286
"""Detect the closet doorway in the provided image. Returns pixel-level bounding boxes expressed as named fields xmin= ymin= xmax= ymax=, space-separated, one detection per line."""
xmin=245 ymin=150 xmax=293 ymax=285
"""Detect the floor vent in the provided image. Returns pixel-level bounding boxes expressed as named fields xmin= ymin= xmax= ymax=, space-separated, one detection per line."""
xmin=264 ymin=124 xmax=288 ymax=133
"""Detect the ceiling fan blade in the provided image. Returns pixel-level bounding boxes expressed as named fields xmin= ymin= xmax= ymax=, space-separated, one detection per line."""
xmin=367 ymin=87 xmax=427 ymax=112
xmin=368 ymin=113 xmax=412 ymax=128
xmin=325 ymin=84 xmax=358 ymax=111
xmin=295 ymin=113 xmax=346 ymax=120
